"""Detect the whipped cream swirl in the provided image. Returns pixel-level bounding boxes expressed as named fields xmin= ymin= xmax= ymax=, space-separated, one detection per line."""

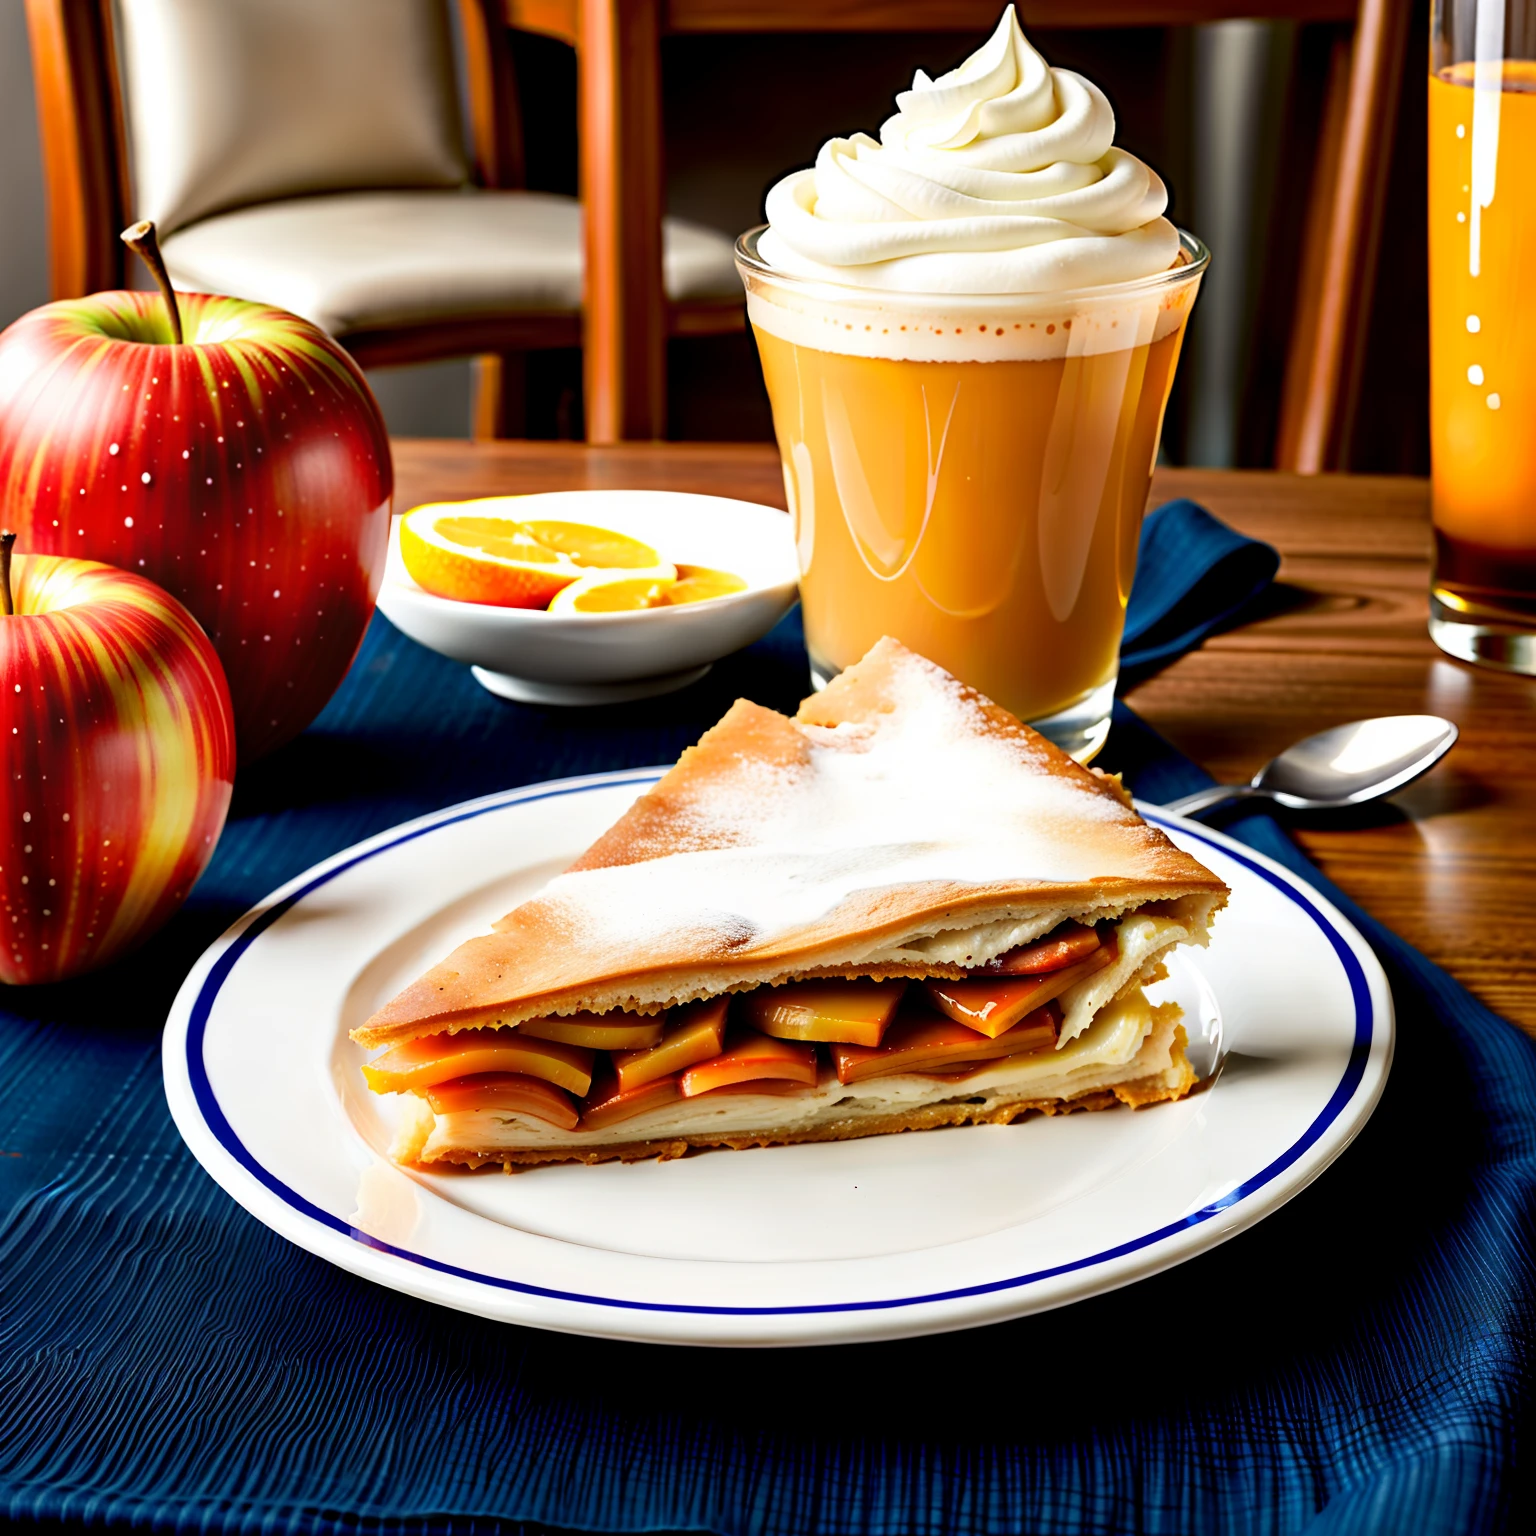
xmin=759 ymin=6 xmax=1178 ymax=293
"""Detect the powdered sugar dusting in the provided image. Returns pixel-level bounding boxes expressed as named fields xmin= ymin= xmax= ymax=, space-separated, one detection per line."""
xmin=663 ymin=752 xmax=807 ymax=849
xmin=538 ymin=647 xmax=1143 ymax=958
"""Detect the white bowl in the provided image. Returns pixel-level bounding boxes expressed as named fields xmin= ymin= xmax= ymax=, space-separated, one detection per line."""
xmin=376 ymin=490 xmax=799 ymax=705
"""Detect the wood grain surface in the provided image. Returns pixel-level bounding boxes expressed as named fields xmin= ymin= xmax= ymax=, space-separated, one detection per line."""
xmin=393 ymin=440 xmax=1536 ymax=1032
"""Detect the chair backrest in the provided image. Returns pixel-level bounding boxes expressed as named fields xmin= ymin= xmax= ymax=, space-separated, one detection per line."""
xmin=523 ymin=0 xmax=1407 ymax=471
xmin=116 ymin=0 xmax=467 ymax=237
xmin=26 ymin=0 xmax=521 ymax=293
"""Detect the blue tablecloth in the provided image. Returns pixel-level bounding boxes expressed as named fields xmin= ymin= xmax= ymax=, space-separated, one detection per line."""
xmin=2 ymin=501 xmax=1533 ymax=1535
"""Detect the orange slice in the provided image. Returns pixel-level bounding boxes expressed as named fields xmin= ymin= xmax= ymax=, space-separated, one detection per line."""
xmin=546 ymin=566 xmax=678 ymax=614
xmin=400 ymin=505 xmax=581 ymax=608
xmin=399 ymin=504 xmax=668 ymax=608
xmin=664 ymin=565 xmax=749 ymax=606
xmin=521 ymin=520 xmax=660 ymax=570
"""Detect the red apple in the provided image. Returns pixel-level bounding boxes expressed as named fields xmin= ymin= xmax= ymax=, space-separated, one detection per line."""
xmin=0 ymin=543 xmax=235 ymax=984
xmin=0 ymin=232 xmax=391 ymax=761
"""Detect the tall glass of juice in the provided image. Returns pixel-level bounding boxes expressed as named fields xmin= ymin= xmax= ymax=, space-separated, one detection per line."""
xmin=734 ymin=8 xmax=1206 ymax=760
xmin=1430 ymin=0 xmax=1536 ymax=672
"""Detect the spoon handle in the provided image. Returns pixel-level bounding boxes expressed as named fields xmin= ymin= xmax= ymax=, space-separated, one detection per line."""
xmin=1160 ymin=783 xmax=1261 ymax=818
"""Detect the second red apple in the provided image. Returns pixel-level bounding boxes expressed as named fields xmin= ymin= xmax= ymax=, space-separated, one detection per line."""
xmin=0 ymin=287 xmax=392 ymax=761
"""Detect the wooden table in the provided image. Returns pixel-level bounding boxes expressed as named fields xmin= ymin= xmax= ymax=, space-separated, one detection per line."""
xmin=394 ymin=440 xmax=1536 ymax=1034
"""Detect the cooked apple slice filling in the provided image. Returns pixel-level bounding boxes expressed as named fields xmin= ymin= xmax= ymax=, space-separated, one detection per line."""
xmin=924 ymin=940 xmax=1115 ymax=1037
xmin=581 ymin=1070 xmax=683 ymax=1130
xmin=742 ymin=979 xmax=905 ymax=1046
xmin=679 ymin=1029 xmax=818 ymax=1096
xmin=831 ymin=1005 xmax=1058 ymax=1084
xmin=361 ymin=1029 xmax=595 ymax=1096
xmin=981 ymin=921 xmax=1102 ymax=975
xmin=424 ymin=1073 xmax=579 ymax=1130
xmin=519 ymin=1012 xmax=663 ymax=1050
xmin=612 ymin=998 xmax=729 ymax=1091
xmin=361 ymin=910 xmax=1207 ymax=1162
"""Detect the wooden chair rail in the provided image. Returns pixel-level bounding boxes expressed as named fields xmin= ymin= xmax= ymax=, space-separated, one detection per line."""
xmin=461 ymin=0 xmax=529 ymax=191
xmin=509 ymin=0 xmax=1359 ymax=44
xmin=1274 ymin=0 xmax=1409 ymax=472
xmin=581 ymin=0 xmax=668 ymax=443
xmin=344 ymin=303 xmax=739 ymax=379
xmin=667 ymin=299 xmax=748 ymax=338
xmin=342 ymin=313 xmax=583 ymax=371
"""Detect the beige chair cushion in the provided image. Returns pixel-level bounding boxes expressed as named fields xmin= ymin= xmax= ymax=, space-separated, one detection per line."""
xmin=160 ymin=190 xmax=742 ymax=335
xmin=117 ymin=0 xmax=467 ymax=235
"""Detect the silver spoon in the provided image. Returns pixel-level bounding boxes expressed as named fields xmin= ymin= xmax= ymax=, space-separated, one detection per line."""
xmin=1162 ymin=715 xmax=1459 ymax=818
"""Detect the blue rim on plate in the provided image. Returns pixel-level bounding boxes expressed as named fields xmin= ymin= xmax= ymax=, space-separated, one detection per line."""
xmin=173 ymin=769 xmax=1378 ymax=1320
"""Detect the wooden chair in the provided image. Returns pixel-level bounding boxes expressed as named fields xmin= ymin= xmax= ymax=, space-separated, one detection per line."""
xmin=511 ymin=0 xmax=1409 ymax=466
xmin=23 ymin=0 xmax=743 ymax=440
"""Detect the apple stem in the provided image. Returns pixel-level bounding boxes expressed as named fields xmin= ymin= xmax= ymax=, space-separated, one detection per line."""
xmin=120 ymin=220 xmax=184 ymax=345
xmin=0 ymin=531 xmax=15 ymax=618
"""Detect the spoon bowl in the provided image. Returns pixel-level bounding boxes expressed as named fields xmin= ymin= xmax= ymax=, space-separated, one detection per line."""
xmin=1162 ymin=715 xmax=1459 ymax=818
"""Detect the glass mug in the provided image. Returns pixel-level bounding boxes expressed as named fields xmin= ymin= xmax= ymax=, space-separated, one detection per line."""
xmin=736 ymin=227 xmax=1207 ymax=761
xmin=1429 ymin=0 xmax=1536 ymax=672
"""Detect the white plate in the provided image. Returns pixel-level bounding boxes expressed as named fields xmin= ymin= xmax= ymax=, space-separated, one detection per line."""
xmin=376 ymin=491 xmax=799 ymax=705
xmin=163 ymin=770 xmax=1392 ymax=1347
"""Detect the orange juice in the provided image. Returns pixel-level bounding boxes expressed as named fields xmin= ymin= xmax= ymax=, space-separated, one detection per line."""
xmin=741 ymin=240 xmax=1204 ymax=754
xmin=1429 ymin=60 xmax=1536 ymax=636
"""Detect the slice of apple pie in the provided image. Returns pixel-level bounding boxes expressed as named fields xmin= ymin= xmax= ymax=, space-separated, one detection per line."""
xmin=354 ymin=637 xmax=1229 ymax=1168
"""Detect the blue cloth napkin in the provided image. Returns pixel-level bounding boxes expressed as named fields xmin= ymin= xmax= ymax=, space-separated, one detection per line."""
xmin=2 ymin=499 xmax=1533 ymax=1536
xmin=1120 ymin=498 xmax=1282 ymax=683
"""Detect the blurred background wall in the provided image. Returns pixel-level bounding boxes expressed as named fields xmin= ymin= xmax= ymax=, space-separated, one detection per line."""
xmin=0 ymin=4 xmax=1428 ymax=470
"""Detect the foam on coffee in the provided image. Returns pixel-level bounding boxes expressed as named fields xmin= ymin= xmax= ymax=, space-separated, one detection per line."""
xmin=742 ymin=255 xmax=1195 ymax=365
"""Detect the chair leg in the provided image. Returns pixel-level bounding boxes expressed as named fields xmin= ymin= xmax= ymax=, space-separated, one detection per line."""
xmin=472 ymin=352 xmax=527 ymax=439
xmin=579 ymin=0 xmax=666 ymax=442
xmin=1274 ymin=0 xmax=1407 ymax=472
